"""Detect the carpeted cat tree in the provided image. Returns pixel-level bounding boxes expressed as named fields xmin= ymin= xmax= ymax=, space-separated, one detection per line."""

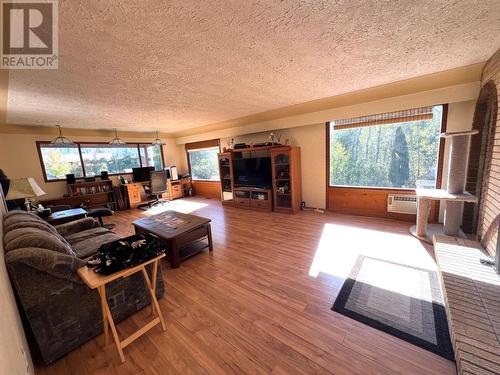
xmin=410 ymin=130 xmax=478 ymax=243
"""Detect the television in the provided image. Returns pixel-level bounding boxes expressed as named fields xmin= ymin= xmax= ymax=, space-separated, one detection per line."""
xmin=233 ymin=157 xmax=272 ymax=188
xmin=132 ymin=166 xmax=154 ymax=182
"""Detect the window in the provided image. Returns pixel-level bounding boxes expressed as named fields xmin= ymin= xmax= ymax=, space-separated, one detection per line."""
xmin=140 ymin=144 xmax=163 ymax=171
xmin=37 ymin=142 xmax=164 ymax=181
xmin=187 ymin=147 xmax=220 ymax=181
xmin=329 ymin=105 xmax=444 ymax=189
xmin=39 ymin=145 xmax=84 ymax=180
xmin=80 ymin=144 xmax=141 ymax=176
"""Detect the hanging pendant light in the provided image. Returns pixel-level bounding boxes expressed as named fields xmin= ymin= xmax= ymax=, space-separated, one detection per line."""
xmin=109 ymin=128 xmax=126 ymax=146
xmin=50 ymin=125 xmax=75 ymax=147
xmin=151 ymin=131 xmax=165 ymax=146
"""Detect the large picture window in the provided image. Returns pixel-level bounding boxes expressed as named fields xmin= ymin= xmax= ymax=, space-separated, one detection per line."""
xmin=37 ymin=142 xmax=164 ymax=181
xmin=187 ymin=147 xmax=220 ymax=181
xmin=329 ymin=105 xmax=444 ymax=189
xmin=39 ymin=145 xmax=84 ymax=180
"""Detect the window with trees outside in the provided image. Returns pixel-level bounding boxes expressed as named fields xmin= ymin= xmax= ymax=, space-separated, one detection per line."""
xmin=329 ymin=105 xmax=444 ymax=189
xmin=37 ymin=142 xmax=164 ymax=181
xmin=187 ymin=147 xmax=220 ymax=181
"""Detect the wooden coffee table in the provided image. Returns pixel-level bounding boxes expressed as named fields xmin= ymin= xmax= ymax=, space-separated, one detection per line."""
xmin=133 ymin=211 xmax=213 ymax=268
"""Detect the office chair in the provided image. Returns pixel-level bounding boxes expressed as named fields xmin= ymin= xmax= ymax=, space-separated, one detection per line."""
xmin=141 ymin=170 xmax=169 ymax=208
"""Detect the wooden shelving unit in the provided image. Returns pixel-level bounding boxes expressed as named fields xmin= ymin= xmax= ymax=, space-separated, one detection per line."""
xmin=218 ymin=152 xmax=235 ymax=206
xmin=218 ymin=145 xmax=302 ymax=213
xmin=272 ymin=147 xmax=302 ymax=213
xmin=42 ymin=179 xmax=116 ymax=210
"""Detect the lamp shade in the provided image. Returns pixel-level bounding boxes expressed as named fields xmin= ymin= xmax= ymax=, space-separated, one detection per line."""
xmin=6 ymin=178 xmax=46 ymax=200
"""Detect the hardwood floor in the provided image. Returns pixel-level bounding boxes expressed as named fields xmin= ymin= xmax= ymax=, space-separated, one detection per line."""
xmin=36 ymin=197 xmax=456 ymax=374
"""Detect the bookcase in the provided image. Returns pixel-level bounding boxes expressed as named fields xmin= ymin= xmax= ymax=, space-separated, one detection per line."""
xmin=218 ymin=152 xmax=234 ymax=206
xmin=41 ymin=180 xmax=116 ymax=210
xmin=271 ymin=147 xmax=302 ymax=213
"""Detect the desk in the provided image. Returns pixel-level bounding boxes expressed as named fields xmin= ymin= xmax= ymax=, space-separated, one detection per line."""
xmin=123 ymin=177 xmax=190 ymax=208
xmin=77 ymin=254 xmax=166 ymax=363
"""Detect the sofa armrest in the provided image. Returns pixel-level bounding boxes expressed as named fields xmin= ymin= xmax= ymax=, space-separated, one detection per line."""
xmin=55 ymin=217 xmax=97 ymax=237
xmin=6 ymin=247 xmax=87 ymax=284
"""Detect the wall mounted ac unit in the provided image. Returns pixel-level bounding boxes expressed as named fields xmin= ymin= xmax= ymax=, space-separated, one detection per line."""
xmin=387 ymin=194 xmax=417 ymax=214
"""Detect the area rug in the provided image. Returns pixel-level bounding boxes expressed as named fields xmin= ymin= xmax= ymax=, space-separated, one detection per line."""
xmin=332 ymin=255 xmax=454 ymax=360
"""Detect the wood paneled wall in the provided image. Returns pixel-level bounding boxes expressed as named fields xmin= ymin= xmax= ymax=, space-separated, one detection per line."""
xmin=192 ymin=181 xmax=221 ymax=200
xmin=327 ymin=187 xmax=438 ymax=223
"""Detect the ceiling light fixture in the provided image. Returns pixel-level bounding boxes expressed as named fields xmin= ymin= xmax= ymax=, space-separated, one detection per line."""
xmin=152 ymin=131 xmax=165 ymax=146
xmin=109 ymin=128 xmax=126 ymax=146
xmin=50 ymin=125 xmax=76 ymax=147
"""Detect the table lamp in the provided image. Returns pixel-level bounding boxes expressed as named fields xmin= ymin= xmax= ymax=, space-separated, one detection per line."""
xmin=6 ymin=177 xmax=46 ymax=211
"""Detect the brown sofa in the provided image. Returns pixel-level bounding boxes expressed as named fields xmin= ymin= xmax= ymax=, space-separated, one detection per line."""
xmin=3 ymin=210 xmax=165 ymax=364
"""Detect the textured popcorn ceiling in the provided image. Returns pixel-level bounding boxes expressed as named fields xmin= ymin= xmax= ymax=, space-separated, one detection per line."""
xmin=6 ymin=0 xmax=500 ymax=133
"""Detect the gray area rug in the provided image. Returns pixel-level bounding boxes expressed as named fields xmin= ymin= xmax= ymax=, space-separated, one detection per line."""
xmin=332 ymin=255 xmax=454 ymax=360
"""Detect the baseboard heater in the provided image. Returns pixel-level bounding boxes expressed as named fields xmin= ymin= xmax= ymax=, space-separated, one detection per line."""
xmin=387 ymin=194 xmax=417 ymax=214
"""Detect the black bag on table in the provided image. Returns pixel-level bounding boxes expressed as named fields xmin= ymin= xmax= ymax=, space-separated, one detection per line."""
xmin=87 ymin=233 xmax=167 ymax=275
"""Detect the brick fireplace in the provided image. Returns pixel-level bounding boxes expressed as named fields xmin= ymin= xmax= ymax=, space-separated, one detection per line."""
xmin=475 ymin=49 xmax=500 ymax=256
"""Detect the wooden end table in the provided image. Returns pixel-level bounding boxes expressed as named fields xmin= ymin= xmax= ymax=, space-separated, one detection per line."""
xmin=133 ymin=211 xmax=213 ymax=268
xmin=77 ymin=254 xmax=166 ymax=363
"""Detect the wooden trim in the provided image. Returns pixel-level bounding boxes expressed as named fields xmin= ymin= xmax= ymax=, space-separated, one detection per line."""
xmin=36 ymin=141 xmax=166 ymax=183
xmin=191 ymin=180 xmax=221 ymax=199
xmin=184 ymin=139 xmax=220 ymax=150
xmin=326 ymin=186 xmax=437 ymax=222
xmin=36 ymin=140 xmax=51 ymax=183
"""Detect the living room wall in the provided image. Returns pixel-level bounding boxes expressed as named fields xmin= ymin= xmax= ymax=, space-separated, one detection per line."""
xmin=216 ymin=100 xmax=475 ymax=212
xmin=0 ymin=129 xmax=185 ymax=200
xmin=220 ymin=123 xmax=326 ymax=209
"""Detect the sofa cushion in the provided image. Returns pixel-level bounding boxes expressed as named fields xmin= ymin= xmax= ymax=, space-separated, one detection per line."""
xmin=4 ymin=227 xmax=75 ymax=256
xmin=71 ymin=232 xmax=119 ymax=259
xmin=3 ymin=211 xmax=57 ymax=234
xmin=65 ymin=227 xmax=110 ymax=245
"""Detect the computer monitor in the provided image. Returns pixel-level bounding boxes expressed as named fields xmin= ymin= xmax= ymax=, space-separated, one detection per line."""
xmin=132 ymin=166 xmax=154 ymax=182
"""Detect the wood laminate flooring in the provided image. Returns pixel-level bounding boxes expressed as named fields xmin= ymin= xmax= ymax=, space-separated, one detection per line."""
xmin=36 ymin=197 xmax=456 ymax=374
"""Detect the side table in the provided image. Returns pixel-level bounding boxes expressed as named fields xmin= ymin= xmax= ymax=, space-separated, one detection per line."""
xmin=46 ymin=208 xmax=87 ymax=225
xmin=77 ymin=254 xmax=166 ymax=362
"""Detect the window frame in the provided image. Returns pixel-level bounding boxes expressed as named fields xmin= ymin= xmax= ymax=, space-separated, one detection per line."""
xmin=184 ymin=139 xmax=221 ymax=182
xmin=36 ymin=141 xmax=165 ymax=182
xmin=326 ymin=104 xmax=448 ymax=191
xmin=186 ymin=145 xmax=221 ymax=182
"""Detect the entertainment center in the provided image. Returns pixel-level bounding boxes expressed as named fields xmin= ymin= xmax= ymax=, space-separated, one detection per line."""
xmin=218 ymin=145 xmax=302 ymax=213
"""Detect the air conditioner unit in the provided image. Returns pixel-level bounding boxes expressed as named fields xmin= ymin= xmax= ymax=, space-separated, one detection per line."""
xmin=387 ymin=194 xmax=417 ymax=214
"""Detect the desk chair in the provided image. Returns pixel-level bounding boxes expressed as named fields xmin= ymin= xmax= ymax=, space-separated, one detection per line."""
xmin=140 ymin=170 xmax=169 ymax=208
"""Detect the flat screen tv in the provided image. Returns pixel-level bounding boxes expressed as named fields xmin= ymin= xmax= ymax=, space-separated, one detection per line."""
xmin=233 ymin=157 xmax=272 ymax=188
xmin=132 ymin=166 xmax=154 ymax=182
